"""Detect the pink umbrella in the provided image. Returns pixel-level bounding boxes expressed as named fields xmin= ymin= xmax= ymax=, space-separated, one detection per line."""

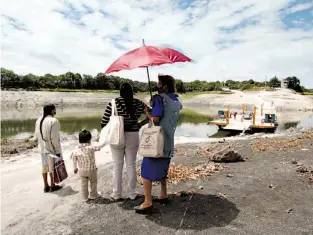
xmin=105 ymin=39 xmax=192 ymax=97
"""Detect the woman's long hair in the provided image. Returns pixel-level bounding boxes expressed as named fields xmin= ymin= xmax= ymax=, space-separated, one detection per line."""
xmin=120 ymin=83 xmax=135 ymax=118
xmin=40 ymin=104 xmax=56 ymax=141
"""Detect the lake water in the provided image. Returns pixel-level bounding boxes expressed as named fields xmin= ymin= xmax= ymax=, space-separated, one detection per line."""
xmin=1 ymin=107 xmax=219 ymax=139
xmin=1 ymin=107 xmax=312 ymax=140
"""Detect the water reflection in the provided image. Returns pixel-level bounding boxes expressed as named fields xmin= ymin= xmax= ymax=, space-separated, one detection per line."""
xmin=175 ymin=123 xmax=218 ymax=138
xmin=280 ymin=115 xmax=313 ymax=131
xmin=2 ymin=109 xmax=312 ymax=139
xmin=1 ymin=111 xmax=215 ymax=139
xmin=298 ymin=115 xmax=313 ymax=127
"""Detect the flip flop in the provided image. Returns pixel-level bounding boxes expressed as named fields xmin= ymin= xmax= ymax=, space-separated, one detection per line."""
xmin=134 ymin=205 xmax=153 ymax=214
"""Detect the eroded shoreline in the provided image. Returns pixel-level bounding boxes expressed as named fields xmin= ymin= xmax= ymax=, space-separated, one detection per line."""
xmin=2 ymin=89 xmax=313 ymax=111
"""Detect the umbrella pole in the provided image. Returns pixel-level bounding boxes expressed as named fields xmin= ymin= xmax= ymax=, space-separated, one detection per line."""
xmin=142 ymin=39 xmax=153 ymax=99
xmin=146 ymin=67 xmax=152 ymax=98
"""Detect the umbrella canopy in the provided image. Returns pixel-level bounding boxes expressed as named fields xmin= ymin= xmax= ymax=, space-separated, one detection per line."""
xmin=105 ymin=45 xmax=192 ymax=74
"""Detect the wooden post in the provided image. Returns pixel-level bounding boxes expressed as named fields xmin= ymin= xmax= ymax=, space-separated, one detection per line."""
xmin=253 ymin=106 xmax=256 ymax=125
xmin=226 ymin=105 xmax=230 ymax=125
xmin=242 ymin=104 xmax=246 ymax=114
xmin=261 ymin=104 xmax=264 ymax=116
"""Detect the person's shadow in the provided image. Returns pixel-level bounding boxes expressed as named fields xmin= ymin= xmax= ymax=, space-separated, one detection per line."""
xmin=50 ymin=186 xmax=79 ymax=197
xmin=119 ymin=193 xmax=239 ymax=230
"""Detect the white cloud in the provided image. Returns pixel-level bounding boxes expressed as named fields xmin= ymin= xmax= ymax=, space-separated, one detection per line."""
xmin=286 ymin=2 xmax=313 ymax=14
xmin=1 ymin=0 xmax=313 ymax=87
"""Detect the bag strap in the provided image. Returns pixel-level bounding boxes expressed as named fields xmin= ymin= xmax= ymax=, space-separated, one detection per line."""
xmin=111 ymin=99 xmax=117 ymax=116
xmin=151 ymin=118 xmax=155 ymax=126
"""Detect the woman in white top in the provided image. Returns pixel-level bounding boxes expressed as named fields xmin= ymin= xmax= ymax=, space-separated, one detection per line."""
xmin=35 ymin=104 xmax=62 ymax=193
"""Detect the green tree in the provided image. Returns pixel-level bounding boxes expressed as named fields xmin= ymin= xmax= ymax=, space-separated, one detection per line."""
xmin=0 ymin=68 xmax=307 ymax=94
xmin=286 ymin=76 xmax=303 ymax=92
xmin=82 ymin=74 xmax=95 ymax=89
xmin=175 ymin=79 xmax=185 ymax=93
xmin=268 ymin=76 xmax=280 ymax=88
xmin=1 ymin=68 xmax=20 ymax=88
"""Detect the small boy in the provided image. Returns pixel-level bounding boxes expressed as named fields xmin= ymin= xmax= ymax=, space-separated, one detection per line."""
xmin=71 ymin=130 xmax=105 ymax=201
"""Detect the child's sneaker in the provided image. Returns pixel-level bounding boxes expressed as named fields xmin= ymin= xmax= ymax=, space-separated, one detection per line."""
xmin=109 ymin=193 xmax=121 ymax=202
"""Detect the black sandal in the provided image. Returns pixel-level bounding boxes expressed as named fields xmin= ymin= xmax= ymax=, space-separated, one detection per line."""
xmin=50 ymin=185 xmax=62 ymax=192
xmin=153 ymin=197 xmax=169 ymax=204
xmin=134 ymin=205 xmax=153 ymax=214
xmin=44 ymin=186 xmax=50 ymax=193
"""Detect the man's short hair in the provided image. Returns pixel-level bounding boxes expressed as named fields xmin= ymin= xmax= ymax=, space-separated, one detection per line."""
xmin=79 ymin=130 xmax=92 ymax=143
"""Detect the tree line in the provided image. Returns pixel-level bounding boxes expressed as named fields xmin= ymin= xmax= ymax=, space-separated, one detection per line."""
xmin=0 ymin=68 xmax=306 ymax=93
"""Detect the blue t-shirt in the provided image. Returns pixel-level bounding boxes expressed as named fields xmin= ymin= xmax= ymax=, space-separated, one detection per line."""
xmin=151 ymin=93 xmax=178 ymax=117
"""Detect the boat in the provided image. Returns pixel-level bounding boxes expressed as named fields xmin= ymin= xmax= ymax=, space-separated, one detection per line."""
xmin=209 ymin=104 xmax=278 ymax=133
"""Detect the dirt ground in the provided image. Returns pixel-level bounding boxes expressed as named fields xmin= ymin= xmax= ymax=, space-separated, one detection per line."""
xmin=1 ymin=138 xmax=37 ymax=157
xmin=2 ymin=136 xmax=312 ymax=235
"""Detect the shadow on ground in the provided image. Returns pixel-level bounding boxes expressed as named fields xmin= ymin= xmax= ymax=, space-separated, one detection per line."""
xmin=50 ymin=186 xmax=79 ymax=197
xmin=118 ymin=193 xmax=239 ymax=230
xmin=86 ymin=197 xmax=116 ymax=205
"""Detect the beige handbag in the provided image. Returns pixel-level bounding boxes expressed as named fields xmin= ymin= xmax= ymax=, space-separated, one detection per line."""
xmin=99 ymin=99 xmax=124 ymax=146
xmin=138 ymin=120 xmax=164 ymax=158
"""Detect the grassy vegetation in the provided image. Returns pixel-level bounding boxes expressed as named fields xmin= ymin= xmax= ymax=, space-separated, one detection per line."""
xmin=40 ymin=88 xmax=120 ymax=93
xmin=180 ymin=91 xmax=232 ymax=98
xmin=178 ymin=109 xmax=213 ymax=125
xmin=299 ymin=91 xmax=313 ymax=96
xmin=242 ymin=87 xmax=275 ymax=92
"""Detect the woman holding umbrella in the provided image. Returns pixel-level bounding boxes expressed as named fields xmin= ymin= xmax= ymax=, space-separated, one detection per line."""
xmin=134 ymin=74 xmax=183 ymax=214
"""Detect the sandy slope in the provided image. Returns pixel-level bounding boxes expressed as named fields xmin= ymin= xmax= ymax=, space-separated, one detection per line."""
xmin=183 ymin=89 xmax=313 ymax=112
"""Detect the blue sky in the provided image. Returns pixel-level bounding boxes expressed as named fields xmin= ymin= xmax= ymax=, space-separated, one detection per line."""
xmin=1 ymin=0 xmax=313 ymax=87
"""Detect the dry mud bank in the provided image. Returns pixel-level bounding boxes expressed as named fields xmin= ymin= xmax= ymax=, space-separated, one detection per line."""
xmin=1 ymin=91 xmax=117 ymax=109
xmin=2 ymin=89 xmax=313 ymax=112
